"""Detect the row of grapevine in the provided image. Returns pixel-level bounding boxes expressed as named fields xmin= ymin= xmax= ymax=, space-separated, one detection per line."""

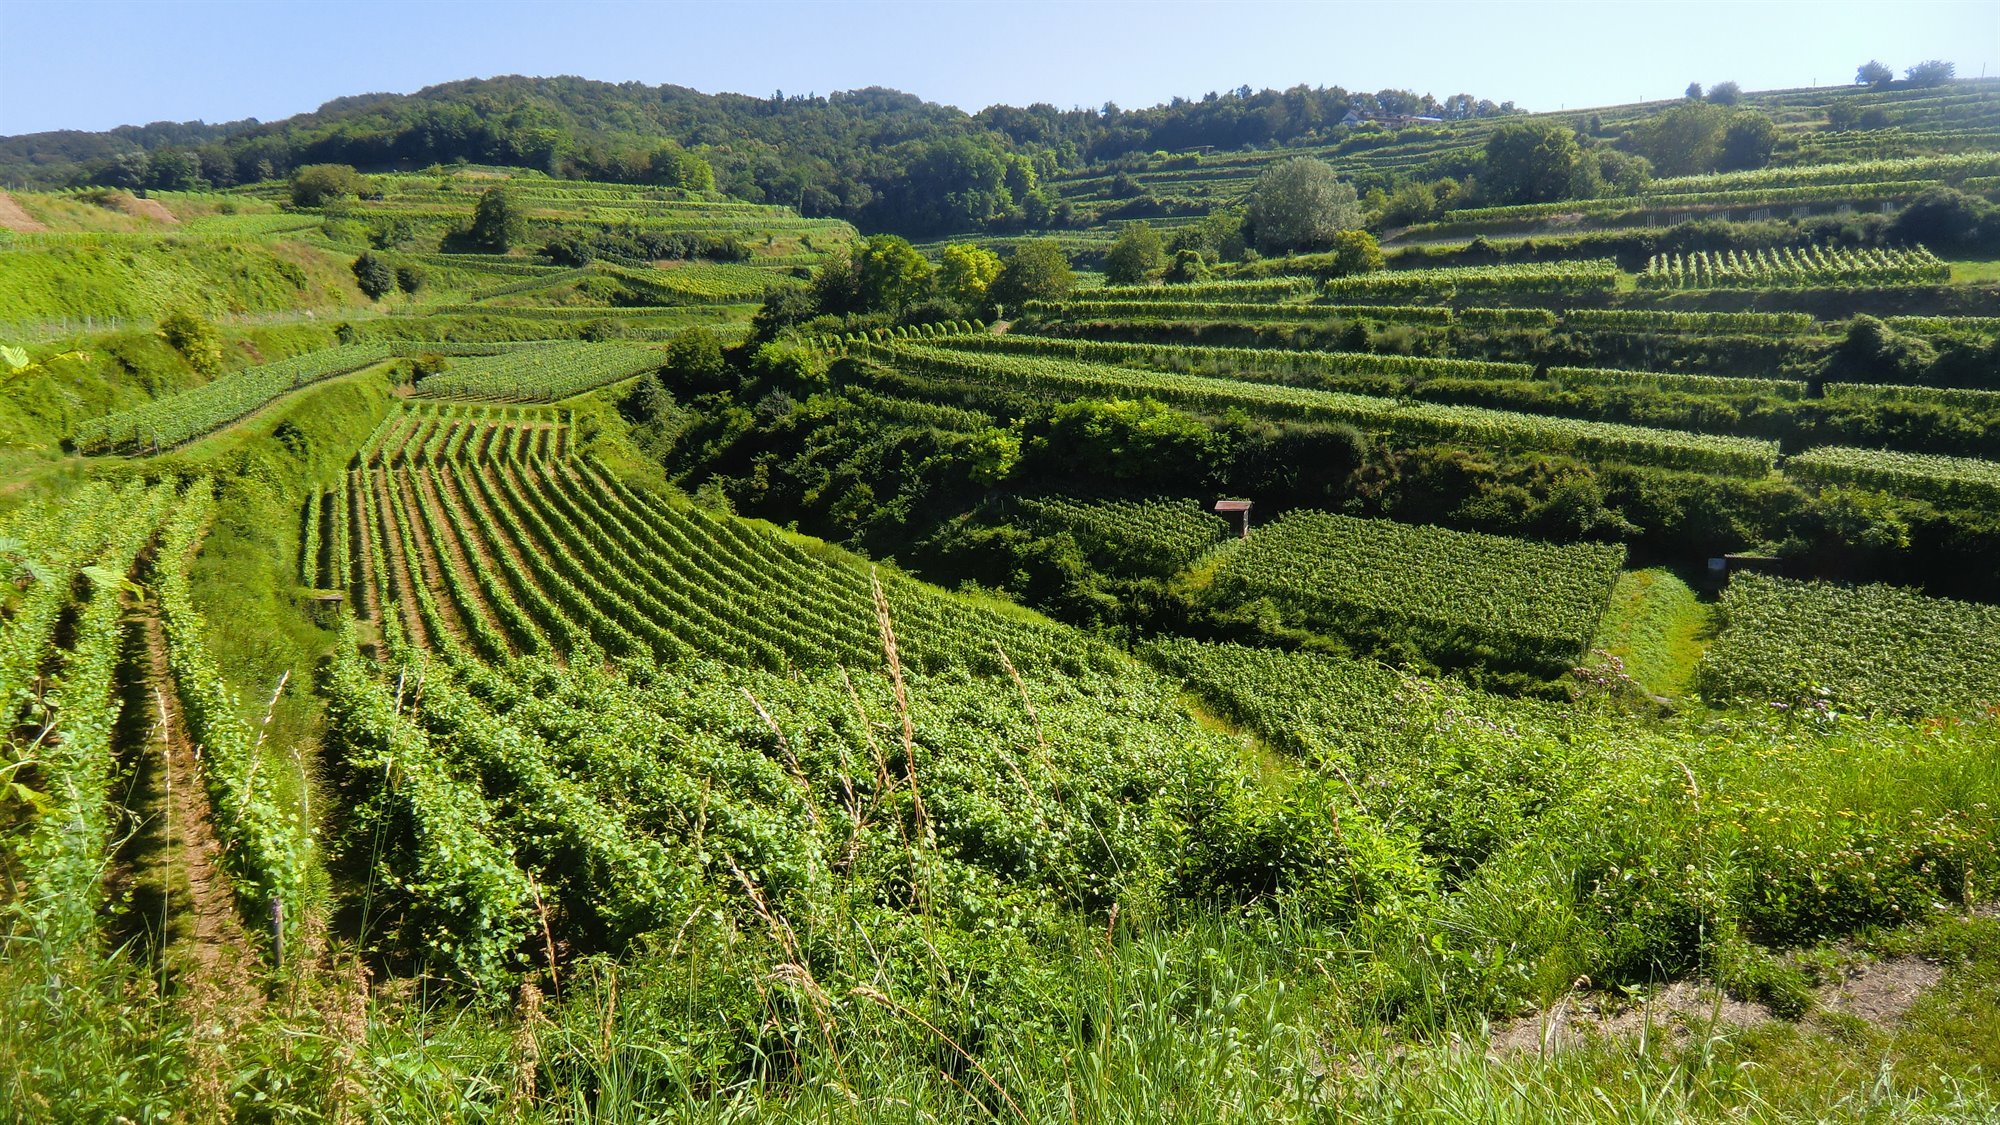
xmin=1561 ymin=308 xmax=1821 ymax=335
xmin=937 ymin=332 xmax=1538 ymax=385
xmin=1087 ymin=277 xmax=1317 ymax=303
xmin=1696 ymin=574 xmax=2000 ymax=717
xmin=870 ymin=342 xmax=1781 ymax=476
xmin=1646 ymin=151 xmax=2000 ymax=195
xmin=413 ymin=342 xmax=662 ymax=402
xmin=1440 ymin=178 xmax=1934 ymax=225
xmin=813 ymin=320 xmax=985 ymax=352
xmin=1824 ymin=382 xmax=2000 ymax=410
xmin=155 ymin=481 xmax=310 ymax=950
xmin=1638 ymin=246 xmax=1950 ymax=290
xmin=1786 ymin=445 xmax=2000 ymax=507
xmin=1207 ymin=511 xmax=1625 ymax=677
xmin=1883 ymin=316 xmax=2000 ymax=335
xmin=1318 ymin=260 xmax=1620 ymax=298
xmin=1545 ymin=365 xmax=1809 ymax=400
xmin=1008 ymin=494 xmax=1228 ymax=577
xmin=1043 ymin=301 xmax=1840 ymax=338
xmin=3 ymin=481 xmax=179 ymax=949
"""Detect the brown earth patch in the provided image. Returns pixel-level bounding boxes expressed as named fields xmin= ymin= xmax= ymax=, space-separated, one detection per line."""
xmin=106 ymin=191 xmax=180 ymax=224
xmin=1488 ymin=954 xmax=1947 ymax=1058
xmin=0 ymin=190 xmax=49 ymax=232
xmin=105 ymin=587 xmax=265 ymax=1115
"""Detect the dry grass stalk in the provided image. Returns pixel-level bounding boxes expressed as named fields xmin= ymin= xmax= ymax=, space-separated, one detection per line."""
xmin=852 ymin=984 xmax=1028 ymax=1124
xmin=870 ymin=570 xmax=929 ymax=847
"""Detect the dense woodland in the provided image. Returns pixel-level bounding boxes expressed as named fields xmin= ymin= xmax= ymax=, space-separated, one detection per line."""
xmin=3 ymin=75 xmax=1516 ymax=232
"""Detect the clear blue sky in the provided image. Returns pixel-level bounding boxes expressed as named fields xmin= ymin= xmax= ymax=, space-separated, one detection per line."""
xmin=3 ymin=0 xmax=1996 ymax=136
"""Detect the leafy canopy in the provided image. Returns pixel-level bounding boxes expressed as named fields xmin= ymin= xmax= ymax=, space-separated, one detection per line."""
xmin=990 ymin=239 xmax=1074 ymax=309
xmin=938 ymin=243 xmax=1002 ymax=307
xmin=1481 ymin=122 xmax=1583 ymax=205
xmin=1246 ymin=157 xmax=1362 ymax=254
xmin=1103 ymin=222 xmax=1165 ymax=285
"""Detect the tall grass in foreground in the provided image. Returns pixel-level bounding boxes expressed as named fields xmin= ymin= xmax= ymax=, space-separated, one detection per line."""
xmin=5 ymin=689 xmax=1998 ymax=1120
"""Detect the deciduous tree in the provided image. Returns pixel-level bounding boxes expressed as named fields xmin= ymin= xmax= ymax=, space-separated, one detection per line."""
xmin=351 ymin=252 xmax=396 ymax=300
xmin=469 ymin=187 xmax=523 ymax=252
xmin=1103 ymin=222 xmax=1165 ymax=284
xmin=855 ymin=235 xmax=935 ymax=311
xmin=989 ymin=239 xmax=1073 ymax=309
xmin=1245 ymin=157 xmax=1362 ymax=254
xmin=1481 ymin=122 xmax=1583 ymax=205
xmin=1905 ymin=60 xmax=1955 ymax=88
xmin=938 ymin=243 xmax=1002 ymax=307
xmin=289 ymin=163 xmax=367 ymax=208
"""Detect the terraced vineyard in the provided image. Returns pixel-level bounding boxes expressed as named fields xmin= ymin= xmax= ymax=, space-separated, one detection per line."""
xmin=1208 ymin=511 xmax=1626 ymax=676
xmin=1638 ymin=245 xmax=1952 ymax=289
xmin=71 ymin=344 xmax=399 ymax=453
xmin=411 ymin=341 xmax=664 ymax=402
xmin=8 ymin=60 xmax=2000 ymax=1124
xmin=1697 ymin=574 xmax=2000 ymax=716
xmin=867 ymin=339 xmax=1784 ymax=474
xmin=1010 ymin=493 xmax=1229 ymax=576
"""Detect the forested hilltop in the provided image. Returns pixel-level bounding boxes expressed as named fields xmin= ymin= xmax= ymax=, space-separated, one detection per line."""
xmin=2 ymin=73 xmax=1519 ymax=232
xmin=4 ymin=60 xmax=2000 ymax=1122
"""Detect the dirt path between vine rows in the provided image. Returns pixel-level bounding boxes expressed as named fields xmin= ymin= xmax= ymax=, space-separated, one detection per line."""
xmin=413 ymin=466 xmax=519 ymax=655
xmin=392 ymin=469 xmax=473 ymax=647
xmin=0 ymin=190 xmax=48 ymax=232
xmin=109 ymin=589 xmax=264 ymax=1111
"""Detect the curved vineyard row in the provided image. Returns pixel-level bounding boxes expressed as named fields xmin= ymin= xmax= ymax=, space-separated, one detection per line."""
xmin=870 ymin=341 xmax=1781 ymax=476
xmin=350 ymin=444 xmax=1098 ymax=676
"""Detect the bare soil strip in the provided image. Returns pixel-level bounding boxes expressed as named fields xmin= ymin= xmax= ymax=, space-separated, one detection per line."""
xmin=368 ymin=470 xmax=430 ymax=650
xmin=412 ymin=466 xmax=520 ymax=655
xmin=0 ymin=189 xmax=49 ymax=232
xmin=1487 ymin=955 xmax=1948 ymax=1058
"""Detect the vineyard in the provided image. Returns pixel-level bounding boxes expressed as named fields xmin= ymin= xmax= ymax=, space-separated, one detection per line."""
xmin=1010 ymin=493 xmax=1228 ymax=576
xmin=1206 ymin=510 xmax=1626 ymax=676
xmin=70 ymin=344 xmax=397 ymax=453
xmin=343 ymin=446 xmax=1090 ymax=675
xmin=1697 ymin=574 xmax=2000 ymax=715
xmin=1637 ymin=245 xmax=1952 ymax=289
xmin=869 ymin=340 xmax=1784 ymax=475
xmin=1786 ymin=445 xmax=2000 ymax=507
xmin=1318 ymin=259 xmax=1622 ymax=299
xmin=7 ymin=61 xmax=2000 ymax=1123
xmin=410 ymin=341 xmax=664 ymax=402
